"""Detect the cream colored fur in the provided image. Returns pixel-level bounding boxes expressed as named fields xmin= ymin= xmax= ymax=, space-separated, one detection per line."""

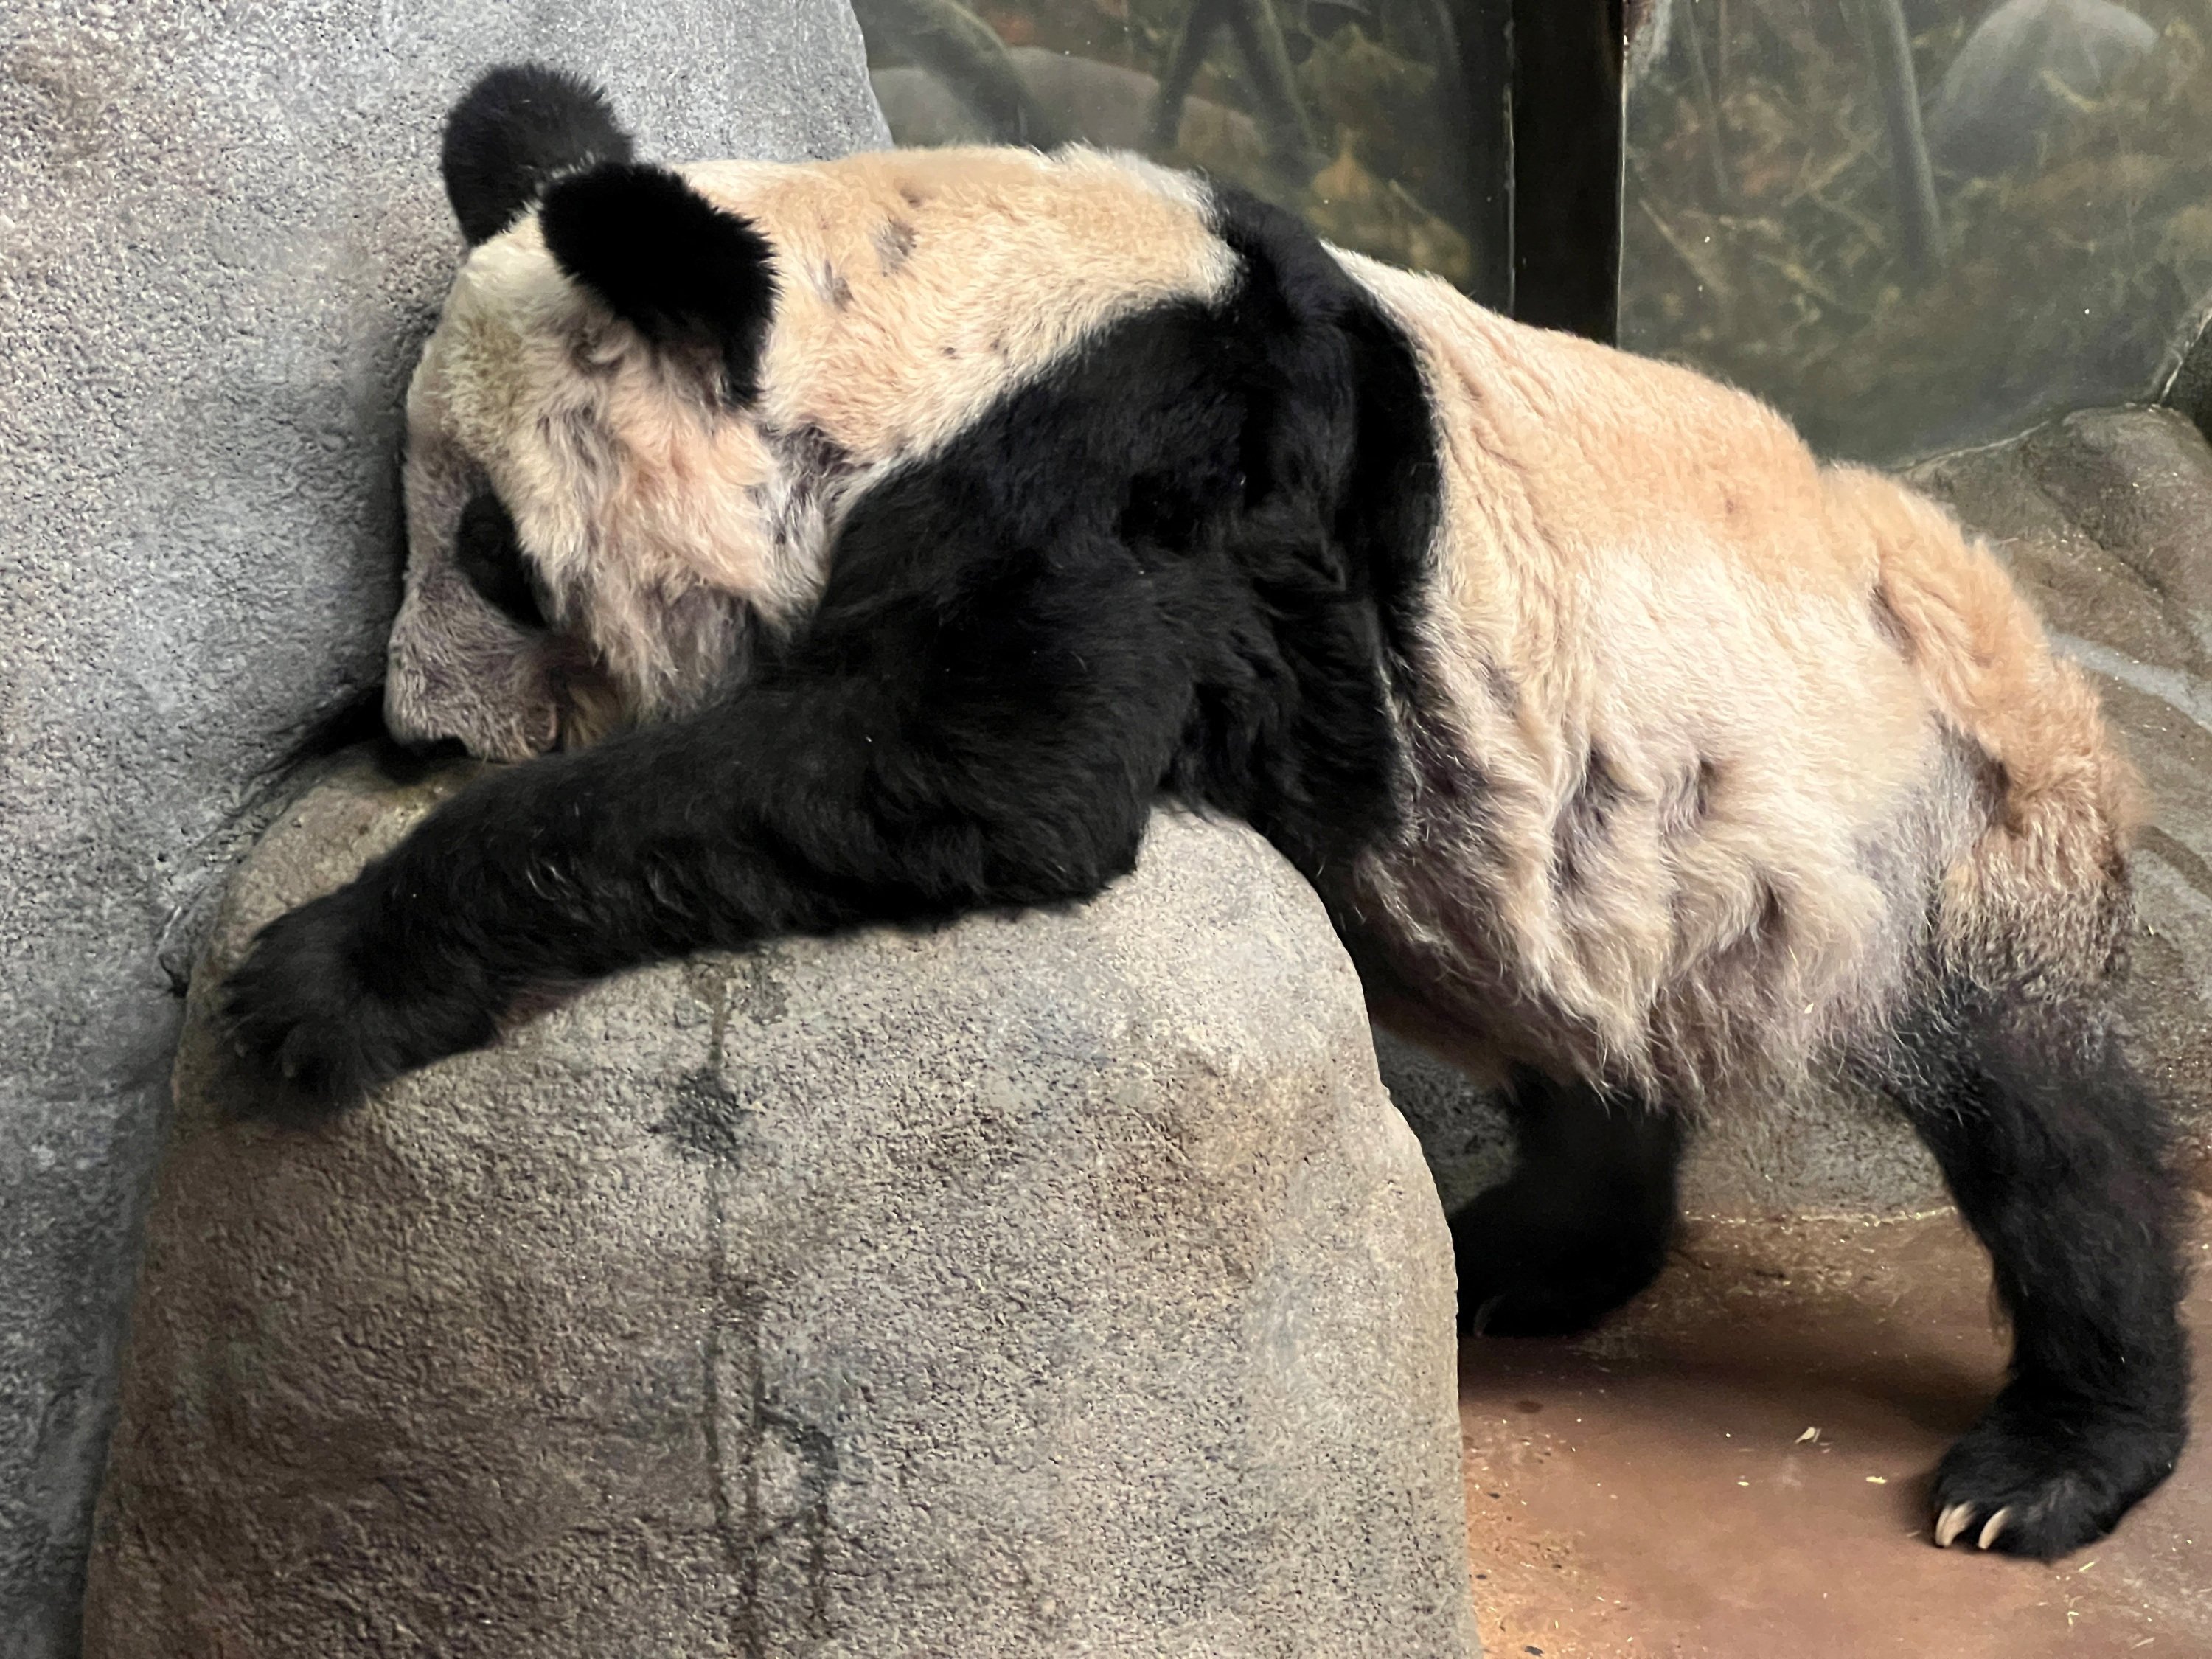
xmin=388 ymin=146 xmax=2138 ymax=1107
xmin=1340 ymin=254 xmax=2136 ymax=1099
xmin=389 ymin=145 xmax=1234 ymax=759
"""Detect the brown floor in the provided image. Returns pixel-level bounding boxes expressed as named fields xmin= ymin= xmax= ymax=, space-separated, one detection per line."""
xmin=1458 ymin=1200 xmax=2212 ymax=1659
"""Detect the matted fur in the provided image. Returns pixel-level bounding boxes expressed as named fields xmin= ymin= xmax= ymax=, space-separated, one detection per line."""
xmin=1335 ymin=254 xmax=2138 ymax=1102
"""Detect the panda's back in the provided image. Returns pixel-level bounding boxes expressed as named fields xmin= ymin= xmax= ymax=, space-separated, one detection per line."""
xmin=679 ymin=147 xmax=1239 ymax=475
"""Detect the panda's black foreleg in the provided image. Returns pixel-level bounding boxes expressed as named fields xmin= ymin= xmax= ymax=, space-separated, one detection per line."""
xmin=223 ymin=552 xmax=1194 ymax=1118
xmin=1451 ymin=1066 xmax=1686 ymax=1338
xmin=1885 ymin=977 xmax=2189 ymax=1558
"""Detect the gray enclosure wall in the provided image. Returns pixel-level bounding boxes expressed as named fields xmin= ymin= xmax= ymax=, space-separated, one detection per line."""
xmin=0 ymin=8 xmax=886 ymax=1653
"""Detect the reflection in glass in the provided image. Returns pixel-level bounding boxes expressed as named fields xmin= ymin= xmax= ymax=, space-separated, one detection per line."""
xmin=1624 ymin=0 xmax=2212 ymax=464
xmin=852 ymin=0 xmax=1503 ymax=299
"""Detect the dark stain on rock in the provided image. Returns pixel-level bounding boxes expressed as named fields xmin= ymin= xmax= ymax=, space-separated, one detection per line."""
xmin=731 ymin=952 xmax=791 ymax=1027
xmin=655 ymin=1068 xmax=765 ymax=1165
xmin=702 ymin=1212 xmax=758 ymax=1652
xmin=2139 ymin=824 xmax=2212 ymax=907
xmin=706 ymin=1255 xmax=843 ymax=1656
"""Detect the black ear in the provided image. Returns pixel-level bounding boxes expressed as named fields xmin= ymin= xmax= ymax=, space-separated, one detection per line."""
xmin=539 ymin=162 xmax=779 ymax=405
xmin=442 ymin=64 xmax=636 ymax=246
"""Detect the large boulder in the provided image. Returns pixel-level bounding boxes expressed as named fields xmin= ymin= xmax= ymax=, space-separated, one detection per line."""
xmin=82 ymin=760 xmax=1478 ymax=1658
xmin=1924 ymin=0 xmax=2159 ymax=180
xmin=0 ymin=9 xmax=885 ymax=1653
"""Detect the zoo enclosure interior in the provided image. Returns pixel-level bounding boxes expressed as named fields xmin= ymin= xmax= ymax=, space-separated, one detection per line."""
xmin=854 ymin=0 xmax=2212 ymax=464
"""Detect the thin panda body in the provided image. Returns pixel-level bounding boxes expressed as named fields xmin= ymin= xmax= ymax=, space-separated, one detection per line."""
xmin=229 ymin=66 xmax=2187 ymax=1563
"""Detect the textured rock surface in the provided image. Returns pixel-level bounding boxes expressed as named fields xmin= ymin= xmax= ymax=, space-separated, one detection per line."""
xmin=2160 ymin=299 xmax=2212 ymax=441
xmin=0 ymin=11 xmax=885 ymax=1654
xmin=1391 ymin=404 xmax=2212 ymax=1217
xmin=83 ymin=762 xmax=1477 ymax=1659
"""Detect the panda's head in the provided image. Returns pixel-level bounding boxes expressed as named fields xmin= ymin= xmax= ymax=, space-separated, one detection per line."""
xmin=388 ymin=66 xmax=787 ymax=762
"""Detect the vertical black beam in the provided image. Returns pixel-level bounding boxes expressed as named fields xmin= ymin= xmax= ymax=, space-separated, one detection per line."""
xmin=1509 ymin=0 xmax=1624 ymax=342
xmin=1453 ymin=1 xmax=1517 ymax=313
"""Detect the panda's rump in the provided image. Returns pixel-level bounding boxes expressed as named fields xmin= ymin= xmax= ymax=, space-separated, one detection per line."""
xmin=1356 ymin=558 xmax=1955 ymax=1101
xmin=1343 ymin=261 xmax=2133 ymax=1098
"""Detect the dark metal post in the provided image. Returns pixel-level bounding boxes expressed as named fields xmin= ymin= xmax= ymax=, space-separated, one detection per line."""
xmin=1452 ymin=1 xmax=1517 ymax=313
xmin=1508 ymin=0 xmax=1625 ymax=342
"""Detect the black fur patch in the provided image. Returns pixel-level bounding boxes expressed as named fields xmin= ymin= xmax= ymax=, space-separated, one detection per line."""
xmin=441 ymin=64 xmax=636 ymax=246
xmin=1660 ymin=754 xmax=1719 ymax=837
xmin=1554 ymin=743 xmax=1627 ymax=894
xmin=453 ymin=490 xmax=546 ymax=630
xmin=1453 ymin=1067 xmax=1686 ymax=1337
xmin=873 ymin=218 xmax=917 ymax=274
xmin=756 ymin=423 xmax=855 ymax=562
xmin=1882 ymin=978 xmax=2189 ymax=1559
xmin=271 ymin=685 xmax=467 ymax=786
xmin=540 ymin=162 xmax=778 ymax=405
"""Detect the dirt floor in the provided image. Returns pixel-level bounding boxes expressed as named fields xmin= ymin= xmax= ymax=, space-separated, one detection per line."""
xmin=1457 ymin=1200 xmax=2212 ymax=1658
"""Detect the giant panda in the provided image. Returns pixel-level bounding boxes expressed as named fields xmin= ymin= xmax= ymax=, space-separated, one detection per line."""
xmin=226 ymin=65 xmax=2189 ymax=1562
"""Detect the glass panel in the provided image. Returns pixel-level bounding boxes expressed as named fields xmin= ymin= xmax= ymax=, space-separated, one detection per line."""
xmin=1623 ymin=0 xmax=2212 ymax=465
xmin=851 ymin=0 xmax=1514 ymax=307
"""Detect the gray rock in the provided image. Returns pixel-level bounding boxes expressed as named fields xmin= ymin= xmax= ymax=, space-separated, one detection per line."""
xmin=82 ymin=762 xmax=1478 ymax=1659
xmin=0 ymin=10 xmax=886 ymax=1655
xmin=1911 ymin=405 xmax=2212 ymax=1188
xmin=1925 ymin=0 xmax=2159 ymax=179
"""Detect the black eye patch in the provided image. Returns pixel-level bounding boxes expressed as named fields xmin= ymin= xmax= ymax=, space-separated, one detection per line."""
xmin=453 ymin=490 xmax=549 ymax=630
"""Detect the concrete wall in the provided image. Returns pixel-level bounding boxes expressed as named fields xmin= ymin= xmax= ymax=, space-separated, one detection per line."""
xmin=0 ymin=10 xmax=886 ymax=1653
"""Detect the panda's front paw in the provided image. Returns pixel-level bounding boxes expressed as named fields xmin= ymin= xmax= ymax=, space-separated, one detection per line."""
xmin=222 ymin=885 xmax=495 ymax=1121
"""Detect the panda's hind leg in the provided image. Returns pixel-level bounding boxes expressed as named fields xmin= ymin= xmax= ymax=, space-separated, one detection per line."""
xmin=1882 ymin=975 xmax=2189 ymax=1558
xmin=1452 ymin=1066 xmax=1686 ymax=1338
